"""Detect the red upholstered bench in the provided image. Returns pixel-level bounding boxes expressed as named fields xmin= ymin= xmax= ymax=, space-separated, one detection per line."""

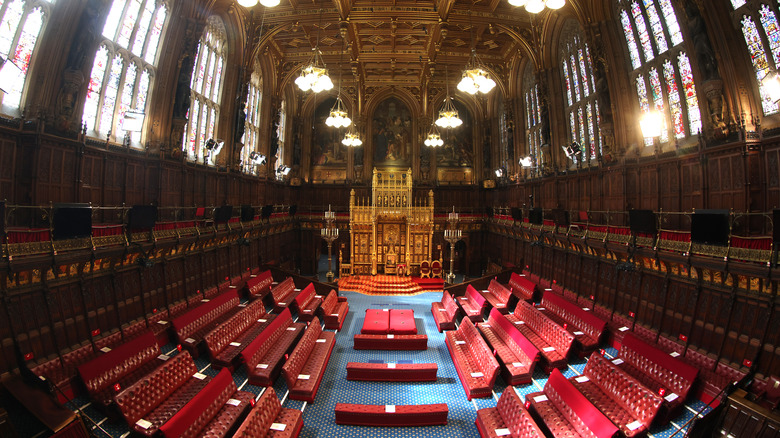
xmin=431 ymin=290 xmax=458 ymax=332
xmin=508 ymin=272 xmax=537 ymax=302
xmin=569 ymin=353 xmax=663 ymax=437
xmin=361 ymin=308 xmax=391 ymax=334
xmin=353 ymin=334 xmax=428 ymax=350
xmin=506 ymin=301 xmax=574 ymax=372
xmin=204 ymin=299 xmax=268 ymax=370
xmin=346 ymin=362 xmax=438 ymax=381
xmin=527 ymin=369 xmax=619 ymax=438
xmin=446 ymin=317 xmax=500 ymax=400
xmin=270 ymin=277 xmax=300 ymax=313
xmin=593 ymin=304 xmax=635 ymax=347
xmin=458 ymin=285 xmax=488 ymax=322
xmin=246 ymin=269 xmax=273 ymax=300
xmin=159 ymin=368 xmax=254 ymax=438
xmin=389 ymin=309 xmax=416 ymax=334
xmin=33 ymin=342 xmax=97 ymax=402
xmin=476 ymin=387 xmax=545 ymax=438
xmin=335 ymin=403 xmax=448 ymax=426
xmin=478 ymin=308 xmax=539 ymax=385
xmin=540 ymin=290 xmax=607 ymax=357
xmin=172 ymin=289 xmax=241 ymax=358
xmin=480 ymin=279 xmax=515 ymax=314
xmin=233 ymin=387 xmax=303 ymax=438
xmin=281 ymin=317 xmax=336 ymax=402
xmin=77 ymin=331 xmax=162 ymax=414
xmin=241 ymin=308 xmax=305 ymax=387
xmin=320 ymin=289 xmax=348 ymax=331
xmin=292 ymin=283 xmax=322 ymax=322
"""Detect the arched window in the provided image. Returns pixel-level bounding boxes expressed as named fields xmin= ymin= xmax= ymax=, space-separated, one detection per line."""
xmin=617 ymin=0 xmax=702 ymax=146
xmin=0 ymin=0 xmax=55 ymax=113
xmin=730 ymin=1 xmax=780 ymax=115
xmin=523 ymin=64 xmax=543 ymax=176
xmin=241 ymin=68 xmax=262 ymax=175
xmin=83 ymin=0 xmax=168 ymax=144
xmin=183 ymin=17 xmax=226 ymax=165
xmin=560 ymin=23 xmax=600 ymax=164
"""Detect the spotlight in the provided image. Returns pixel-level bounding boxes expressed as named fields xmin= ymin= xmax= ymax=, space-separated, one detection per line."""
xmin=277 ymin=165 xmax=291 ymax=176
xmin=519 ymin=156 xmax=533 ymax=167
xmin=249 ymin=151 xmax=267 ymax=165
xmin=494 ymin=168 xmax=505 ymax=178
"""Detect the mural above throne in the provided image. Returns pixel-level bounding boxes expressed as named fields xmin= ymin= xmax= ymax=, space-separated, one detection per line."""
xmin=372 ymin=97 xmax=412 ymax=167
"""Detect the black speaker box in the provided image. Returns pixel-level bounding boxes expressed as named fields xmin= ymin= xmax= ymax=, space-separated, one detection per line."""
xmin=128 ymin=205 xmax=158 ymax=230
xmin=552 ymin=209 xmax=569 ymax=226
xmin=240 ymin=205 xmax=255 ymax=222
xmin=529 ymin=208 xmax=543 ymax=225
xmin=214 ymin=205 xmax=233 ymax=223
xmin=629 ymin=209 xmax=656 ymax=234
xmin=53 ymin=203 xmax=92 ymax=240
xmin=691 ymin=210 xmax=730 ymax=246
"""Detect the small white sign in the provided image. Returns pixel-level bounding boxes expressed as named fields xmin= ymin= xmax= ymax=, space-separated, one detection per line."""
xmin=470 ymin=372 xmax=484 ymax=378
xmin=185 ymin=338 xmax=196 ymax=343
xmin=582 ymin=307 xmax=590 ymax=311
xmin=612 ymin=358 xmax=624 ymax=365
xmin=157 ymin=320 xmax=168 ymax=325
xmin=294 ymin=289 xmax=301 ymax=292
xmin=383 ymin=309 xmax=390 ymax=311
xmin=201 ymin=299 xmax=210 ymax=302
xmin=238 ymin=303 xmax=246 ymax=307
xmin=256 ymin=363 xmax=269 ymax=369
xmin=515 ymin=321 xmax=525 ymax=325
xmin=229 ymin=342 xmax=241 ymax=347
xmin=619 ymin=326 xmax=629 ymax=332
xmin=100 ymin=347 xmax=112 ymax=353
xmin=482 ymin=324 xmax=491 ymax=327
xmin=670 ymin=352 xmax=680 ymax=357
xmin=136 ymin=419 xmax=152 ymax=429
xmin=575 ymin=376 xmax=590 ymax=383
xmin=387 ymin=363 xmax=396 ymax=369
xmin=455 ymin=340 xmax=466 ymax=345
xmin=193 ymin=372 xmax=207 ymax=380
xmin=512 ymin=362 xmax=524 ymax=368
xmin=226 ymin=398 xmax=241 ymax=406
xmin=287 ymin=327 xmax=297 ymax=331
xmin=537 ymin=307 xmax=546 ymax=311
xmin=438 ymin=308 xmax=446 ymax=311
xmin=315 ymin=295 xmax=323 ymax=299
xmin=279 ymin=302 xmax=286 ymax=306
xmin=331 ymin=313 xmax=339 ymax=316
xmin=385 ymin=405 xmax=396 ymax=413
xmin=573 ymin=331 xmax=584 ymax=336
xmin=533 ymin=395 xmax=548 ymax=403
xmin=303 ymin=310 xmax=311 ymax=313
xmin=665 ymin=392 xmax=679 ymax=402
xmin=543 ymin=347 xmax=556 ymax=352
xmin=258 ymin=319 xmax=267 ymax=323
xmin=387 ymin=334 xmax=395 ymax=339
xmin=270 ymin=423 xmax=287 ymax=431
xmin=157 ymin=354 xmax=169 ymax=361
xmin=626 ymin=420 xmax=642 ymax=431
xmin=495 ymin=428 xmax=511 ymax=436
xmin=316 ymin=338 xmax=326 ymax=343
xmin=297 ymin=374 xmax=310 ymax=380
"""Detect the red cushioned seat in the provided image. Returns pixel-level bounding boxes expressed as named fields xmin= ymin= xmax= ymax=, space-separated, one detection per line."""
xmin=346 ymin=362 xmax=438 ymax=381
xmin=389 ymin=309 xmax=416 ymax=334
xmin=335 ymin=403 xmax=448 ymax=426
xmin=475 ymin=387 xmax=545 ymax=438
xmin=234 ymin=387 xmax=302 ymax=438
xmin=361 ymin=309 xmax=391 ymax=334
xmin=353 ymin=334 xmax=428 ymax=350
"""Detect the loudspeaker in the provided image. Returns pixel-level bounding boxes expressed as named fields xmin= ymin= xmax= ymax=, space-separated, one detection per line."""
xmin=260 ymin=205 xmax=273 ymax=219
xmin=128 ymin=205 xmax=158 ymax=230
xmin=552 ymin=209 xmax=569 ymax=226
xmin=53 ymin=203 xmax=92 ymax=240
xmin=240 ymin=205 xmax=254 ymax=222
xmin=289 ymin=205 xmax=297 ymax=216
xmin=511 ymin=207 xmax=522 ymax=221
xmin=629 ymin=209 xmax=656 ymax=234
xmin=529 ymin=208 xmax=543 ymax=225
xmin=774 ymin=209 xmax=780 ymax=244
xmin=485 ymin=206 xmax=493 ymax=218
xmin=214 ymin=205 xmax=233 ymax=223
xmin=691 ymin=210 xmax=729 ymax=246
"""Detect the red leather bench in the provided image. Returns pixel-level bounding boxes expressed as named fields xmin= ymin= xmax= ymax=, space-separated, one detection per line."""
xmin=270 ymin=277 xmax=300 ymax=313
xmin=204 ymin=299 xmax=267 ymax=370
xmin=506 ymin=301 xmax=575 ymax=372
xmin=33 ymin=342 xmax=96 ymax=402
xmin=114 ymin=351 xmax=213 ymax=437
xmin=346 ymin=362 xmax=438 ymax=381
xmin=241 ymin=308 xmax=306 ymax=387
xmin=458 ymin=285 xmax=488 ymax=322
xmin=159 ymin=368 xmax=254 ymax=438
xmin=446 ymin=317 xmax=500 ymax=400
xmin=476 ymin=387 xmax=545 ymax=438
xmin=77 ymin=331 xmax=162 ymax=414
xmin=353 ymin=333 xmax=428 ymax=350
xmin=361 ymin=308 xmax=391 ymax=334
xmin=335 ymin=403 xmax=448 ymax=426
xmin=683 ymin=346 xmax=747 ymax=402
xmin=281 ymin=317 xmax=336 ymax=402
xmin=614 ymin=333 xmax=699 ymax=420
xmin=480 ymin=279 xmax=515 ymax=314
xmin=508 ymin=272 xmax=537 ymax=302
xmin=431 ymin=290 xmax=458 ymax=332
xmin=292 ymin=283 xmax=322 ymax=322
xmin=540 ymin=290 xmax=607 ymax=357
xmin=569 ymin=353 xmax=663 ymax=437
xmin=478 ymin=308 xmax=539 ymax=385
xmin=320 ymin=289 xmax=348 ymax=331
xmin=389 ymin=309 xmax=416 ymax=334
xmin=246 ymin=269 xmax=273 ymax=300
xmin=233 ymin=387 xmax=303 ymax=438
xmin=172 ymin=289 xmax=241 ymax=357
xmin=527 ymin=368 xmax=619 ymax=438
xmin=593 ymin=304 xmax=635 ymax=347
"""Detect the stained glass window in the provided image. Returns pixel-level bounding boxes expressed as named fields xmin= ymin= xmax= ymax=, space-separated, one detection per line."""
xmin=523 ymin=65 xmax=543 ymax=174
xmin=618 ymin=0 xmax=702 ymax=146
xmin=241 ymin=69 xmax=263 ymax=175
xmin=83 ymin=0 xmax=168 ymax=144
xmin=560 ymin=22 xmax=600 ymax=165
xmin=741 ymin=15 xmax=778 ymax=114
xmin=731 ymin=0 xmax=747 ymax=8
xmin=731 ymin=1 xmax=780 ymax=115
xmin=759 ymin=5 xmax=780 ymax=67
xmin=183 ymin=17 xmax=226 ymax=165
xmin=0 ymin=0 xmax=54 ymax=111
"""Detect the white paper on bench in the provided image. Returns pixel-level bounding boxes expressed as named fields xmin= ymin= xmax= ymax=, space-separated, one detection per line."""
xmin=438 ymin=308 xmax=446 ymax=311
xmin=482 ymin=290 xmax=489 ymax=293
xmin=230 ymin=286 xmax=238 ymax=289
xmin=298 ymin=374 xmax=310 ymax=380
xmin=201 ymin=299 xmax=210 ymax=302
xmin=495 ymin=428 xmax=512 ymax=436
xmin=383 ymin=309 xmax=389 ymax=311
xmin=303 ymin=310 xmax=311 ymax=313
xmin=582 ymin=307 xmax=590 ymax=311
xmin=157 ymin=354 xmax=169 ymax=361
xmin=626 ymin=420 xmax=643 ymax=431
xmin=387 ymin=334 xmax=395 ymax=339
xmin=512 ymin=362 xmax=524 ymax=368
xmin=136 ymin=419 xmax=152 ymax=429
xmin=385 ymin=405 xmax=396 ymax=413
xmin=185 ymin=337 xmax=196 ymax=343
xmin=331 ymin=313 xmax=339 ymax=316
xmin=482 ymin=324 xmax=490 ymax=327
xmin=193 ymin=372 xmax=207 ymax=380
xmin=575 ymin=376 xmax=590 ymax=383
xmin=537 ymin=307 xmax=546 ymax=310
xmin=471 ymin=372 xmax=484 ymax=378
xmin=670 ymin=351 xmax=680 ymax=357
xmin=573 ymin=331 xmax=584 ymax=336
xmin=533 ymin=395 xmax=548 ymax=403
xmin=100 ymin=347 xmax=111 ymax=353
xmin=315 ymin=295 xmax=322 ymax=299
xmin=612 ymin=358 xmax=624 ymax=365
xmin=270 ymin=423 xmax=287 ymax=431
xmin=515 ymin=321 xmax=525 ymax=325
xmin=229 ymin=342 xmax=241 ymax=347
xmin=387 ymin=363 xmax=396 ymax=369
xmin=542 ymin=347 xmax=556 ymax=352
xmin=665 ymin=392 xmax=679 ymax=402
xmin=157 ymin=320 xmax=168 ymax=325
xmin=316 ymin=338 xmax=326 ymax=343
xmin=226 ymin=398 xmax=241 ymax=406
xmin=287 ymin=327 xmax=297 ymax=331
xmin=279 ymin=302 xmax=286 ymax=306
xmin=619 ymin=326 xmax=629 ymax=332
xmin=294 ymin=289 xmax=301 ymax=291
xmin=455 ymin=340 xmax=466 ymax=345
xmin=256 ymin=363 xmax=269 ymax=369
xmin=258 ymin=319 xmax=267 ymax=323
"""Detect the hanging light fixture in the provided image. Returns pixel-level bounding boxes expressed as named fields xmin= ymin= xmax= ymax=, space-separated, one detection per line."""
xmin=436 ymin=64 xmax=463 ymax=128
xmin=424 ymin=124 xmax=444 ymax=147
xmin=295 ymin=5 xmax=332 ymax=93
xmin=259 ymin=0 xmax=281 ymax=6
xmin=458 ymin=4 xmax=496 ymax=95
xmin=237 ymin=0 xmax=258 ymax=7
xmin=325 ymin=29 xmax=352 ymax=128
xmin=341 ymin=128 xmax=363 ymax=147
xmin=507 ymin=0 xmax=565 ymax=13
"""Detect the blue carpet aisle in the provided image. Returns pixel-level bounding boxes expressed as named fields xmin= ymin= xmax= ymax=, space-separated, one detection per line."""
xmin=67 ymin=289 xmax=712 ymax=438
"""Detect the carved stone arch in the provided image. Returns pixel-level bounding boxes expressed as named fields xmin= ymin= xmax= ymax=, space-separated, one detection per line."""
xmin=364 ymin=87 xmax=421 ymax=121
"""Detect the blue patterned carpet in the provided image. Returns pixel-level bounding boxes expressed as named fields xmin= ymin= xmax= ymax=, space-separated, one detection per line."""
xmin=66 ymin=290 xmax=710 ymax=438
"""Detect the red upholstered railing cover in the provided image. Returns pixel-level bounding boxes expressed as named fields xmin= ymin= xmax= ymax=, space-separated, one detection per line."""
xmin=159 ymin=368 xmax=235 ymax=438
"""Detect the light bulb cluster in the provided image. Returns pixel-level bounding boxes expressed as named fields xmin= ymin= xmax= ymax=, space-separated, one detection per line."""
xmin=424 ymin=132 xmax=444 ymax=147
xmin=508 ymin=0 xmax=565 ymax=13
xmin=295 ymin=64 xmax=333 ymax=93
xmin=342 ymin=131 xmax=363 ymax=147
xmin=457 ymin=67 xmax=496 ymax=95
xmin=436 ymin=97 xmax=463 ymax=128
xmin=237 ymin=0 xmax=281 ymax=7
xmin=325 ymin=97 xmax=352 ymax=128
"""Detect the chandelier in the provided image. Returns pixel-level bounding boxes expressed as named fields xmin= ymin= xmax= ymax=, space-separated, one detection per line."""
xmin=342 ymin=129 xmax=363 ymax=147
xmin=237 ymin=0 xmax=281 ymax=8
xmin=508 ymin=0 xmax=565 ymax=13
xmin=436 ymin=96 xmax=463 ymax=128
xmin=424 ymin=124 xmax=444 ymax=147
xmin=295 ymin=50 xmax=333 ymax=93
xmin=325 ymin=96 xmax=351 ymax=128
xmin=458 ymin=5 xmax=496 ymax=95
